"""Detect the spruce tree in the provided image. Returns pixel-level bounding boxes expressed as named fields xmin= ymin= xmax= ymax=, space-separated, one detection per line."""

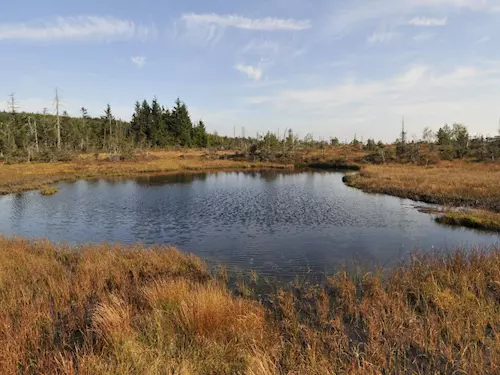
xmin=171 ymin=98 xmax=192 ymax=146
xmin=192 ymin=120 xmax=208 ymax=147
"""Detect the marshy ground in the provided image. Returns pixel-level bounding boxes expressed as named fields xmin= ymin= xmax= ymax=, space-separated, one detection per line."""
xmin=1 ymin=148 xmax=500 ymax=233
xmin=1 ymin=237 xmax=499 ymax=374
xmin=0 ymin=150 xmax=291 ymax=196
xmin=1 ymin=148 xmax=500 ymax=373
xmin=343 ymin=161 xmax=500 ymax=232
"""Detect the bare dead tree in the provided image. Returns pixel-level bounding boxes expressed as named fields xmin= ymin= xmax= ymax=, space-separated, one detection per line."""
xmin=6 ymin=93 xmax=19 ymax=150
xmin=28 ymin=116 xmax=39 ymax=153
xmin=54 ymin=88 xmax=61 ymax=149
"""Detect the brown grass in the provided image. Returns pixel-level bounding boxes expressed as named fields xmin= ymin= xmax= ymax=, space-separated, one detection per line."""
xmin=436 ymin=209 xmax=500 ymax=232
xmin=0 ymin=150 xmax=292 ymax=195
xmin=40 ymin=186 xmax=59 ymax=196
xmin=344 ymin=161 xmax=500 ymax=212
xmin=1 ymin=237 xmax=500 ymax=374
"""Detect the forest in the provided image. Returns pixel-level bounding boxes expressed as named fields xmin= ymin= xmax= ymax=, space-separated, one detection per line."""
xmin=1 ymin=92 xmax=500 ymax=165
xmin=0 ymin=95 xmax=210 ymax=162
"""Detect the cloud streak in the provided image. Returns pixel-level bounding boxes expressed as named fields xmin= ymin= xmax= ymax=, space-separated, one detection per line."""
xmin=0 ymin=16 xmax=156 ymax=43
xmin=367 ymin=30 xmax=397 ymax=44
xmin=408 ymin=17 xmax=448 ymax=26
xmin=181 ymin=13 xmax=311 ymax=31
xmin=327 ymin=0 xmax=498 ymax=36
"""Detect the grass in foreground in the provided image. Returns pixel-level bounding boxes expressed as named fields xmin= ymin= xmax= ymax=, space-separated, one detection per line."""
xmin=436 ymin=210 xmax=500 ymax=232
xmin=344 ymin=162 xmax=500 ymax=212
xmin=1 ymin=237 xmax=500 ymax=374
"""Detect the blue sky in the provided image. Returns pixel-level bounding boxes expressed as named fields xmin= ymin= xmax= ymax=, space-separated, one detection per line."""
xmin=1 ymin=0 xmax=500 ymax=141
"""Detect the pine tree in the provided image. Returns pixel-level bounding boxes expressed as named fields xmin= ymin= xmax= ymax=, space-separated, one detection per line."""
xmin=171 ymin=98 xmax=192 ymax=146
xmin=452 ymin=123 xmax=469 ymax=159
xmin=437 ymin=124 xmax=453 ymax=160
xmin=130 ymin=101 xmax=143 ymax=144
xmin=141 ymin=100 xmax=152 ymax=142
xmin=150 ymin=97 xmax=165 ymax=146
xmin=192 ymin=120 xmax=208 ymax=147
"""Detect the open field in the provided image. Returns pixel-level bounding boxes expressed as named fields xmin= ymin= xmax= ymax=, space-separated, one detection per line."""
xmin=1 ymin=236 xmax=499 ymax=374
xmin=344 ymin=161 xmax=500 ymax=231
xmin=0 ymin=150 xmax=292 ymax=195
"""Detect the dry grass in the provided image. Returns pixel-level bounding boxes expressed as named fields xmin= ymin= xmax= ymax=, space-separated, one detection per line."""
xmin=344 ymin=161 xmax=500 ymax=212
xmin=436 ymin=210 xmax=500 ymax=232
xmin=1 ymin=237 xmax=500 ymax=374
xmin=0 ymin=150 xmax=292 ymax=195
xmin=40 ymin=186 xmax=59 ymax=196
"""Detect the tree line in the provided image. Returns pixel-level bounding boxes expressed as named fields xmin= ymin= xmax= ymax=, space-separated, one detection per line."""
xmin=0 ymin=94 xmax=211 ymax=162
xmin=1 ymin=91 xmax=499 ymax=164
xmin=362 ymin=122 xmax=500 ymax=164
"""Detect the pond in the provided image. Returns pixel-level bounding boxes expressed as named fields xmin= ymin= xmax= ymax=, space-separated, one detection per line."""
xmin=0 ymin=170 xmax=498 ymax=278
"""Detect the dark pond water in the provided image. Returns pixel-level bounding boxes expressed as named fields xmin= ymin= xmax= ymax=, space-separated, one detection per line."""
xmin=0 ymin=171 xmax=498 ymax=278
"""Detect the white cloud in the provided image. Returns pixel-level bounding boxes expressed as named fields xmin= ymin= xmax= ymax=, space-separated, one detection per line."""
xmin=327 ymin=0 xmax=498 ymax=36
xmin=240 ymin=39 xmax=305 ymax=64
xmin=246 ymin=62 xmax=500 ymax=140
xmin=367 ymin=30 xmax=397 ymax=44
xmin=408 ymin=16 xmax=448 ymax=26
xmin=181 ymin=13 xmax=311 ymax=31
xmin=235 ymin=64 xmax=263 ymax=81
xmin=0 ymin=16 xmax=156 ymax=43
xmin=131 ymin=56 xmax=147 ymax=68
xmin=412 ymin=0 xmax=500 ymax=11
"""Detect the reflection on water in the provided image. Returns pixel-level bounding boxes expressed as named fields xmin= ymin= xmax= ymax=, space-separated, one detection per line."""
xmin=0 ymin=171 xmax=498 ymax=278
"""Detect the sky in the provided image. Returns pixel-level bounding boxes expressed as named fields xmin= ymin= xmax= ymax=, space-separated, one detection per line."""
xmin=1 ymin=0 xmax=500 ymax=142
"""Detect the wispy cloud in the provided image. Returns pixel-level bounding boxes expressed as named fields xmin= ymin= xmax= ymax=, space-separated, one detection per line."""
xmin=408 ymin=16 xmax=448 ymax=26
xmin=235 ymin=64 xmax=263 ymax=81
xmin=0 ymin=16 xmax=156 ymax=43
xmin=242 ymin=39 xmax=281 ymax=55
xmin=414 ymin=0 xmax=500 ymax=12
xmin=181 ymin=13 xmax=311 ymax=31
xmin=131 ymin=56 xmax=147 ymax=68
xmin=326 ymin=0 xmax=495 ymax=36
xmin=367 ymin=30 xmax=397 ymax=44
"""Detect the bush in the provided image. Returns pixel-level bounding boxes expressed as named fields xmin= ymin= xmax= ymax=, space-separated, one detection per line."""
xmin=33 ymin=148 xmax=75 ymax=163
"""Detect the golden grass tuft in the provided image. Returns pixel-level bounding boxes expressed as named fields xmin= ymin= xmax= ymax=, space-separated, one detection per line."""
xmin=1 ymin=237 xmax=500 ymax=374
xmin=40 ymin=186 xmax=59 ymax=195
xmin=436 ymin=210 xmax=500 ymax=232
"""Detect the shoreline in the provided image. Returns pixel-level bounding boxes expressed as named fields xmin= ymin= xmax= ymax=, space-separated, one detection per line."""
xmin=0 ymin=150 xmax=363 ymax=196
xmin=0 ymin=150 xmax=294 ymax=195
xmin=342 ymin=163 xmax=500 ymax=232
xmin=2 ymin=152 xmax=500 ymax=233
